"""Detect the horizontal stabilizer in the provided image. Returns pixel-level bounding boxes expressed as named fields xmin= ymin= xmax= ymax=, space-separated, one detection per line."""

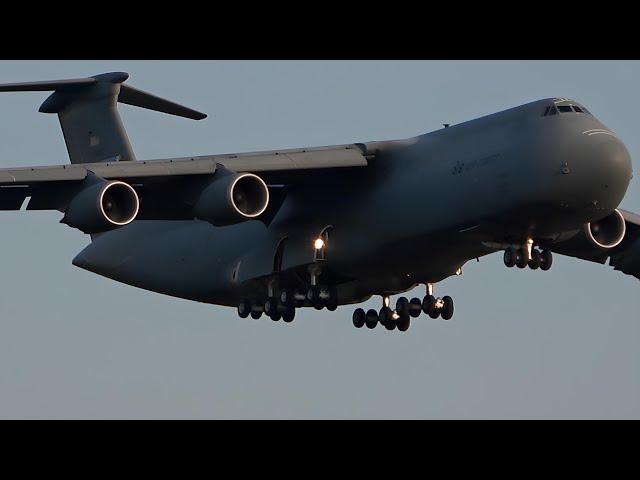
xmin=119 ymin=84 xmax=206 ymax=120
xmin=0 ymin=76 xmax=96 ymax=92
xmin=0 ymin=72 xmax=206 ymax=120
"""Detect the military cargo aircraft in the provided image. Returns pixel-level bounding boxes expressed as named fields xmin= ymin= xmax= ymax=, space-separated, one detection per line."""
xmin=0 ymin=72 xmax=637 ymax=332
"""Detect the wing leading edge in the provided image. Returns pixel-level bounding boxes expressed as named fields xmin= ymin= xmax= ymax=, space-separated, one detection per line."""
xmin=0 ymin=144 xmax=369 ymax=213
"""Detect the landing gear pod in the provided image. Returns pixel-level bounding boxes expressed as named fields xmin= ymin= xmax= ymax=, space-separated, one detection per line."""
xmin=62 ymin=180 xmax=140 ymax=234
xmin=194 ymin=173 xmax=269 ymax=226
xmin=584 ymin=209 xmax=626 ymax=249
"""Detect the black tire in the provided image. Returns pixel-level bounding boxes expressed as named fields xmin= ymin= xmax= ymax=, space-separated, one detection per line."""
xmin=441 ymin=296 xmax=454 ymax=320
xmin=306 ymin=285 xmax=320 ymax=303
xmin=397 ymin=315 xmax=410 ymax=332
xmin=250 ymin=310 xmax=262 ymax=320
xmin=237 ymin=299 xmax=251 ymax=318
xmin=264 ymin=297 xmax=278 ymax=317
xmin=528 ymin=249 xmax=541 ymax=270
xmin=327 ymin=286 xmax=338 ymax=304
xmin=409 ymin=297 xmax=422 ymax=318
xmin=422 ymin=295 xmax=437 ymax=316
xmin=270 ymin=311 xmax=281 ymax=321
xmin=282 ymin=308 xmax=295 ymax=323
xmin=365 ymin=309 xmax=379 ymax=329
xmin=379 ymin=306 xmax=393 ymax=326
xmin=326 ymin=301 xmax=338 ymax=311
xmin=540 ymin=250 xmax=553 ymax=271
xmin=429 ymin=300 xmax=441 ymax=319
xmin=385 ymin=319 xmax=396 ymax=330
xmin=396 ymin=297 xmax=409 ymax=317
xmin=504 ymin=247 xmax=516 ymax=268
xmin=352 ymin=308 xmax=366 ymax=328
xmin=294 ymin=290 xmax=307 ymax=307
xmin=516 ymin=249 xmax=528 ymax=269
xmin=280 ymin=289 xmax=294 ymax=306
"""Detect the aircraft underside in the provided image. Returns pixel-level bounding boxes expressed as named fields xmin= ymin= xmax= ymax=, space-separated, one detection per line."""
xmin=0 ymin=71 xmax=638 ymax=333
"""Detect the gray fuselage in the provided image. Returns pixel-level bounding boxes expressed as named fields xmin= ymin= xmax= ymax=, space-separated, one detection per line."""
xmin=73 ymin=98 xmax=633 ymax=307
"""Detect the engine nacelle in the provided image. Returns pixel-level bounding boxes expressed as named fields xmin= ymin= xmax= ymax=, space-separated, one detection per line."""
xmin=62 ymin=180 xmax=140 ymax=234
xmin=584 ymin=209 xmax=626 ymax=249
xmin=194 ymin=173 xmax=269 ymax=226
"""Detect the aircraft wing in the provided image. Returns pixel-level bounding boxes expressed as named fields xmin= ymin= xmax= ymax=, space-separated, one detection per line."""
xmin=0 ymin=144 xmax=369 ymax=213
xmin=551 ymin=209 xmax=640 ymax=280
xmin=609 ymin=210 xmax=640 ymax=279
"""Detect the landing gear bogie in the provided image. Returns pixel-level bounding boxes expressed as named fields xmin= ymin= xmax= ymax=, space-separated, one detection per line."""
xmin=504 ymin=244 xmax=553 ymax=272
xmin=351 ymin=287 xmax=455 ymax=332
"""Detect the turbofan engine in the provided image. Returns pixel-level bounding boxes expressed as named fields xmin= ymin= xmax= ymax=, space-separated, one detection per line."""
xmin=584 ymin=209 xmax=627 ymax=249
xmin=194 ymin=173 xmax=269 ymax=226
xmin=62 ymin=180 xmax=140 ymax=234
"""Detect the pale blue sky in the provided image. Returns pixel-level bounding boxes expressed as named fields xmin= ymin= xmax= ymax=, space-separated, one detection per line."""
xmin=0 ymin=60 xmax=637 ymax=419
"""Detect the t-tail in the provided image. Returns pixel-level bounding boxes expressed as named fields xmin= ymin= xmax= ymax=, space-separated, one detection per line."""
xmin=0 ymin=71 xmax=206 ymax=164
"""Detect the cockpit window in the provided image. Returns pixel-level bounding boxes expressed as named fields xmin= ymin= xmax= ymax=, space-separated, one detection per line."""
xmin=543 ymin=103 xmax=590 ymax=116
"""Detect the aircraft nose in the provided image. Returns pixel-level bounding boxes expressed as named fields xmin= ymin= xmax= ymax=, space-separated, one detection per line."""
xmin=577 ymin=130 xmax=632 ymax=214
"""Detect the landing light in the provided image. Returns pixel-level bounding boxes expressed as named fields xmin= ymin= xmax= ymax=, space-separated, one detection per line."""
xmin=314 ymin=238 xmax=325 ymax=250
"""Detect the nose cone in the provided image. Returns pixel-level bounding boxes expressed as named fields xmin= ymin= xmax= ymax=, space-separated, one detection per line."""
xmin=577 ymin=131 xmax=632 ymax=217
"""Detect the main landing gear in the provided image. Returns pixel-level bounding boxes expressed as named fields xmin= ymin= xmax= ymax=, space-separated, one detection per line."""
xmin=237 ymin=296 xmax=297 ymax=323
xmin=236 ymin=285 xmax=338 ymax=324
xmin=352 ymin=285 xmax=454 ymax=333
xmin=503 ymin=240 xmax=553 ymax=272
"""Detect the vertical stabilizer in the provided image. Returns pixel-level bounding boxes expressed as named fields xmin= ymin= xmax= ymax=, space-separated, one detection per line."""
xmin=0 ymin=71 xmax=206 ymax=165
xmin=41 ymin=72 xmax=135 ymax=164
